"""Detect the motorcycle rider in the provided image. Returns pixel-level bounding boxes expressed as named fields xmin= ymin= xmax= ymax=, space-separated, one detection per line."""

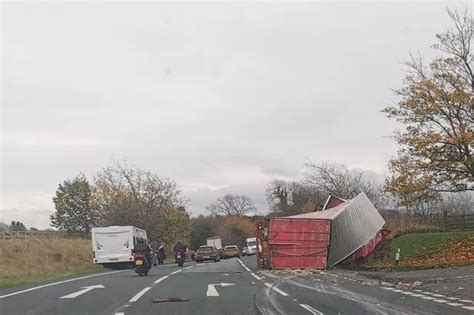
xmin=173 ymin=241 xmax=186 ymax=261
xmin=133 ymin=238 xmax=152 ymax=266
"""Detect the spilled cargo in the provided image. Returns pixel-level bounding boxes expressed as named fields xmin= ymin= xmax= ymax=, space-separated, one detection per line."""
xmin=257 ymin=192 xmax=386 ymax=269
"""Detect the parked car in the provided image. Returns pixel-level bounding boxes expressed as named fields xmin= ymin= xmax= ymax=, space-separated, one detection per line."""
xmin=195 ymin=245 xmax=220 ymax=263
xmin=222 ymin=245 xmax=240 ymax=259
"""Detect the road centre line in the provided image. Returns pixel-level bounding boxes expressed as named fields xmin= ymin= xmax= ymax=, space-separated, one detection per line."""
xmin=0 ymin=270 xmax=126 ymax=299
xmin=129 ymin=287 xmax=151 ymax=303
xmin=126 ymin=266 xmax=193 ymax=304
xmin=154 ymin=275 xmax=169 ymax=284
xmin=299 ymin=303 xmax=324 ymax=315
xmin=264 ymin=282 xmax=289 ymax=296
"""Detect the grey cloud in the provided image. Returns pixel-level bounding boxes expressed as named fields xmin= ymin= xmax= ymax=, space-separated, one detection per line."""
xmin=2 ymin=1 xmax=468 ymax=228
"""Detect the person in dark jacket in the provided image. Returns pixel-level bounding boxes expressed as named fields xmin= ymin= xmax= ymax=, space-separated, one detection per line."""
xmin=158 ymin=243 xmax=166 ymax=265
xmin=173 ymin=241 xmax=186 ymax=254
xmin=133 ymin=238 xmax=152 ymax=266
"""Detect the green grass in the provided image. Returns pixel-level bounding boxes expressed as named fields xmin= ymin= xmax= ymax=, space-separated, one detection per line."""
xmin=0 ymin=267 xmax=103 ymax=289
xmin=390 ymin=231 xmax=470 ymax=260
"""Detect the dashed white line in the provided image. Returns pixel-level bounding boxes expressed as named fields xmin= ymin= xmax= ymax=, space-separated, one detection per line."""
xmin=447 ymin=302 xmax=464 ymax=307
xmin=299 ymin=303 xmax=324 ymax=314
xmin=421 ymin=296 xmax=436 ymax=300
xmin=115 ymin=313 xmax=124 ymax=315
xmin=462 ymin=306 xmax=474 ymax=311
xmin=460 ymin=299 xmax=474 ymax=303
xmin=264 ymin=283 xmax=289 ymax=296
xmin=154 ymin=275 xmax=169 ymax=284
xmin=433 ymin=299 xmax=449 ymax=303
xmin=129 ymin=287 xmax=151 ymax=303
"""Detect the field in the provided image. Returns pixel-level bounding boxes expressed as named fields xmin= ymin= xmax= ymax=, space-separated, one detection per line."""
xmin=0 ymin=238 xmax=102 ymax=288
xmin=365 ymin=231 xmax=474 ymax=270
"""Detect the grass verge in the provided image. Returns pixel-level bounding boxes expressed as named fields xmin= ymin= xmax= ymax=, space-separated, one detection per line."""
xmin=363 ymin=231 xmax=474 ymax=270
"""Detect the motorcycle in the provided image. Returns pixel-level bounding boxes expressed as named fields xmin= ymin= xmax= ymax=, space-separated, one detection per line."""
xmin=175 ymin=251 xmax=185 ymax=267
xmin=134 ymin=252 xmax=151 ymax=276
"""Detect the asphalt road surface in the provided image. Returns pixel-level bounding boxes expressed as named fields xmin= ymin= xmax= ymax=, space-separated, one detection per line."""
xmin=1 ymin=256 xmax=473 ymax=314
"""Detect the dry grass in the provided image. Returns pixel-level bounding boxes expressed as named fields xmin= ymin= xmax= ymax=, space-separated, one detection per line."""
xmin=0 ymin=238 xmax=100 ymax=281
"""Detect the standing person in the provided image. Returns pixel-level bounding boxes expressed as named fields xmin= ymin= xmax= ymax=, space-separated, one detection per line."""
xmin=158 ymin=242 xmax=166 ymax=265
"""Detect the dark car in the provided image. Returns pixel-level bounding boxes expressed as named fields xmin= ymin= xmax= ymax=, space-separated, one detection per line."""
xmin=195 ymin=245 xmax=220 ymax=263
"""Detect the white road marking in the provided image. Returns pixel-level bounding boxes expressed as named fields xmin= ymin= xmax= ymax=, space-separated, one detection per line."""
xmin=0 ymin=270 xmax=125 ymax=299
xmin=251 ymin=272 xmax=262 ymax=280
xmin=462 ymin=306 xmax=474 ymax=311
xmin=447 ymin=303 xmax=464 ymax=307
xmin=421 ymin=296 xmax=436 ymax=300
xmin=460 ymin=299 xmax=474 ymax=303
xmin=299 ymin=303 xmax=324 ymax=314
xmin=206 ymin=282 xmax=235 ymax=297
xmin=265 ymin=282 xmax=289 ymax=296
xmin=206 ymin=284 xmax=219 ymax=297
xmin=433 ymin=299 xmax=448 ymax=303
xmin=60 ymin=285 xmax=105 ymax=299
xmin=129 ymin=287 xmax=151 ymax=302
xmin=237 ymin=258 xmax=251 ymax=272
xmin=115 ymin=313 xmax=124 ymax=315
xmin=154 ymin=275 xmax=169 ymax=284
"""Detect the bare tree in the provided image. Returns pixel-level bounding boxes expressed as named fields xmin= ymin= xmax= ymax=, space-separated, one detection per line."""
xmin=266 ymin=179 xmax=326 ymax=215
xmin=441 ymin=192 xmax=474 ymax=215
xmin=207 ymin=194 xmax=256 ymax=216
xmin=304 ymin=162 xmax=387 ymax=208
xmin=94 ymin=160 xmax=190 ymax=245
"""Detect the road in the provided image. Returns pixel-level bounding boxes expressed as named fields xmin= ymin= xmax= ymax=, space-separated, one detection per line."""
xmin=1 ymin=256 xmax=473 ymax=314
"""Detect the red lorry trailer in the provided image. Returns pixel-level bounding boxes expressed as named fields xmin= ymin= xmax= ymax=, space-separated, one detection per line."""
xmin=257 ymin=217 xmax=331 ymax=269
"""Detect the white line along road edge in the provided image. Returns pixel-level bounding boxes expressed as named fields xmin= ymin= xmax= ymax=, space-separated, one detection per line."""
xmin=237 ymin=258 xmax=262 ymax=280
xmin=0 ymin=270 xmax=126 ymax=299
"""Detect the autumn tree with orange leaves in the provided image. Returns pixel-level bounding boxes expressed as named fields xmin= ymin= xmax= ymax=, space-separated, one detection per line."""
xmin=384 ymin=8 xmax=473 ymax=208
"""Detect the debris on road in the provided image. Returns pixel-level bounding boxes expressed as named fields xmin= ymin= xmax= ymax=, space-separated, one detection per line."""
xmin=152 ymin=298 xmax=190 ymax=303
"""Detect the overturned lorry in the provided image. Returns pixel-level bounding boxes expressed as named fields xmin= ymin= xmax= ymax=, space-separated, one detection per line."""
xmin=257 ymin=192 xmax=387 ymax=269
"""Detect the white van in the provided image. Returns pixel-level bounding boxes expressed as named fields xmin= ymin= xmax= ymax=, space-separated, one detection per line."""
xmin=91 ymin=226 xmax=148 ymax=267
xmin=245 ymin=237 xmax=260 ymax=255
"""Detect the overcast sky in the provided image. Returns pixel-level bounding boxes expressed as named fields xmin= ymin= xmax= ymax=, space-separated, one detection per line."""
xmin=1 ymin=1 xmax=469 ymax=229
